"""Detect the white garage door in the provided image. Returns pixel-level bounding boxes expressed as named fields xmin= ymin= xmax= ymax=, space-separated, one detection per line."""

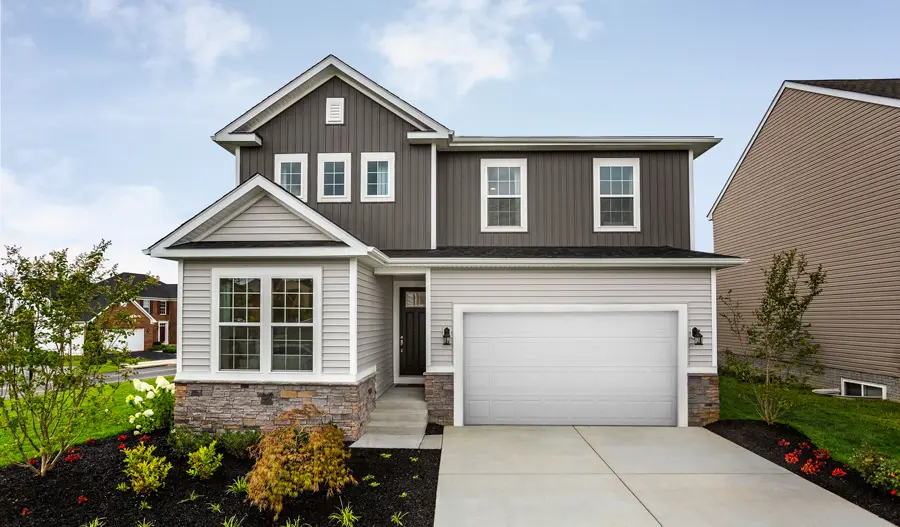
xmin=122 ymin=329 xmax=145 ymax=352
xmin=463 ymin=311 xmax=678 ymax=426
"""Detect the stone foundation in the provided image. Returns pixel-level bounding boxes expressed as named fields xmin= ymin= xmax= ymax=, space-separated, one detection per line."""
xmin=424 ymin=372 xmax=454 ymax=425
xmin=174 ymin=373 xmax=377 ymax=440
xmin=688 ymin=374 xmax=720 ymax=426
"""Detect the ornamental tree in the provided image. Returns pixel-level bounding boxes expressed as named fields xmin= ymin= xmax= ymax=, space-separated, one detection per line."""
xmin=0 ymin=242 xmax=154 ymax=475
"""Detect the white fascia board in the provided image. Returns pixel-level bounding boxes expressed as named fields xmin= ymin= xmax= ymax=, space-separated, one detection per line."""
xmin=447 ymin=136 xmax=722 ymax=156
xmin=374 ymin=266 xmax=429 ymax=276
xmin=409 ymin=131 xmax=451 ymax=142
xmin=130 ymin=300 xmax=157 ymax=323
xmin=153 ymin=246 xmax=367 ymax=259
xmin=383 ymin=257 xmax=748 ymax=269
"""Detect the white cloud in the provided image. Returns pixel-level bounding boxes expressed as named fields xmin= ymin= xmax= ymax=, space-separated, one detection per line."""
xmin=0 ymin=159 xmax=177 ymax=282
xmin=7 ymin=34 xmax=36 ymax=49
xmin=372 ymin=0 xmax=599 ymax=97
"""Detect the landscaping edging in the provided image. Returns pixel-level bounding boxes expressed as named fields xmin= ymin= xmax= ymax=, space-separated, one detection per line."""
xmin=708 ymin=420 xmax=899 ymax=524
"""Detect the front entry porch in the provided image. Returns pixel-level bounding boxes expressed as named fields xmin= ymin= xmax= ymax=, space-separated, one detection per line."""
xmin=351 ymin=386 xmax=442 ymax=449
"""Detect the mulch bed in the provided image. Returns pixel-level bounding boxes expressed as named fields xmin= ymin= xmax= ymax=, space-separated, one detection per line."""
xmin=0 ymin=430 xmax=441 ymax=526
xmin=424 ymin=423 xmax=443 ymax=436
xmin=130 ymin=350 xmax=173 ymax=361
xmin=707 ymin=420 xmax=899 ymax=524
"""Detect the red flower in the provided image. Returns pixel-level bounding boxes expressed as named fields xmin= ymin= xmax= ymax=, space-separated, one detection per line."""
xmin=21 ymin=507 xmax=31 ymax=517
xmin=813 ymin=448 xmax=830 ymax=460
xmin=117 ymin=434 xmax=128 ymax=441
xmin=85 ymin=438 xmax=97 ymax=445
xmin=777 ymin=439 xmax=790 ymax=447
xmin=139 ymin=434 xmax=151 ymax=443
xmin=784 ymin=450 xmax=801 ymax=465
xmin=77 ymin=496 xmax=88 ymax=505
xmin=831 ymin=468 xmax=847 ymax=477
xmin=801 ymin=459 xmax=825 ymax=475
xmin=891 ymin=490 xmax=897 ymax=496
xmin=28 ymin=458 xmax=37 ymax=466
xmin=65 ymin=453 xmax=83 ymax=463
xmin=118 ymin=443 xmax=127 ymax=450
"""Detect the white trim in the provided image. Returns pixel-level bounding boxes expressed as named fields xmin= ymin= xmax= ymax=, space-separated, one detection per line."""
xmin=349 ymin=258 xmax=358 ymax=377
xmin=785 ymin=81 xmax=900 ymax=110
xmin=274 ymin=153 xmax=309 ymax=202
xmin=194 ymin=194 xmax=266 ymax=243
xmin=711 ymin=267 xmax=718 ymax=369
xmin=210 ymin=266 xmax=323 ymax=379
xmin=687 ymin=366 xmax=718 ymax=375
xmin=136 ymin=296 xmax=177 ymax=301
xmin=392 ymin=279 xmax=426 ymax=385
xmin=176 ymin=260 xmax=183 ymax=374
xmin=158 ymin=321 xmax=169 ymax=345
xmin=425 ymin=365 xmax=454 ymax=374
xmin=688 ymin=150 xmax=695 ymax=249
xmin=480 ymin=158 xmax=528 ymax=233
xmin=840 ymin=378 xmax=888 ymax=399
xmin=425 ymin=268 xmax=432 ymax=368
xmin=176 ymin=372 xmax=361 ymax=384
xmin=359 ymin=152 xmax=396 ymax=202
xmin=325 ymin=97 xmax=344 ymax=125
xmin=317 ymin=152 xmax=352 ymax=203
xmin=430 ymin=143 xmax=437 ymax=249
xmin=158 ymin=300 xmax=168 ymax=316
xmin=374 ymin=266 xmax=430 ymax=276
xmin=451 ymin=303 xmax=690 ymax=428
xmin=158 ymin=247 xmax=367 ymax=258
xmin=593 ymin=158 xmax=641 ymax=232
xmin=409 ymin=131 xmax=451 ymax=143
xmin=234 ymin=146 xmax=241 ymax=186
xmin=385 ymin=257 xmax=748 ymax=269
xmin=447 ymin=136 xmax=721 ymax=156
xmin=132 ymin=300 xmax=157 ymax=323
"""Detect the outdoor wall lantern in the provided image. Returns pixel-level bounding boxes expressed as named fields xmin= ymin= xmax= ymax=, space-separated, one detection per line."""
xmin=442 ymin=327 xmax=452 ymax=346
xmin=691 ymin=327 xmax=704 ymax=346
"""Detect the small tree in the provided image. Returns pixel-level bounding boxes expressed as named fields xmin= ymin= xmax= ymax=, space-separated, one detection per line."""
xmin=0 ymin=242 xmax=153 ymax=475
xmin=719 ymin=249 xmax=826 ymax=424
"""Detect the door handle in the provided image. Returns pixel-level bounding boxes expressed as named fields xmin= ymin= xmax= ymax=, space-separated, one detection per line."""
xmin=400 ymin=335 xmax=404 ymax=353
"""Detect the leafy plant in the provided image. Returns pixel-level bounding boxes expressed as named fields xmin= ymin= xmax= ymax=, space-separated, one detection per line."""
xmin=217 ymin=429 xmax=261 ymax=458
xmin=126 ymin=376 xmax=175 ymax=435
xmin=168 ymin=426 xmax=214 ymax=456
xmin=390 ymin=511 xmax=408 ymax=526
xmin=412 ymin=474 xmax=419 ymax=480
xmin=368 ymin=481 xmax=380 ymax=487
xmin=281 ymin=518 xmax=312 ymax=527
xmin=0 ymin=243 xmax=147 ymax=475
xmin=227 ymin=475 xmax=250 ymax=496
xmin=179 ymin=490 xmax=203 ymax=503
xmin=208 ymin=503 xmax=223 ymax=514
xmin=222 ymin=516 xmax=245 ymax=527
xmin=361 ymin=474 xmax=375 ymax=482
xmin=399 ymin=491 xmax=408 ymax=498
xmin=187 ymin=440 xmax=224 ymax=479
xmin=868 ymin=456 xmax=900 ymax=495
xmin=409 ymin=457 xmax=417 ymax=462
xmin=116 ymin=482 xmax=129 ymax=492
xmin=80 ymin=519 xmax=106 ymax=527
xmin=135 ymin=520 xmax=153 ymax=527
xmin=328 ymin=498 xmax=359 ymax=527
xmin=380 ymin=453 xmax=392 ymax=459
xmin=247 ymin=406 xmax=356 ymax=520
xmin=122 ymin=443 xmax=173 ymax=495
xmin=139 ymin=501 xmax=151 ymax=511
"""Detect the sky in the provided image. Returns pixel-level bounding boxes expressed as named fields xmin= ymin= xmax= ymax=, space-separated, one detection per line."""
xmin=2 ymin=0 xmax=899 ymax=283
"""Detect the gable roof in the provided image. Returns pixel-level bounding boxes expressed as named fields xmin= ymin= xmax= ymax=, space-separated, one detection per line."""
xmin=80 ymin=273 xmax=172 ymax=322
xmin=707 ymin=79 xmax=900 ymax=219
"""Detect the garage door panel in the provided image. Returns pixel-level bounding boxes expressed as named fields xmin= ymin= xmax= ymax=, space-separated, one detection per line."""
xmin=465 ymin=312 xmax=675 ymax=339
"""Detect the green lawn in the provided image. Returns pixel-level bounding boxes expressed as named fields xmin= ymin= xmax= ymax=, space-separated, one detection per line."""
xmin=0 ymin=376 xmax=175 ymax=466
xmin=67 ymin=355 xmax=153 ymax=374
xmin=720 ymin=375 xmax=900 ymax=466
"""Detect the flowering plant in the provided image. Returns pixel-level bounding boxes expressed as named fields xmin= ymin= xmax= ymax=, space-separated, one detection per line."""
xmin=832 ymin=468 xmax=847 ymax=478
xmin=801 ymin=458 xmax=825 ymax=475
xmin=77 ymin=496 xmax=88 ymax=505
xmin=777 ymin=439 xmax=790 ymax=447
xmin=126 ymin=377 xmax=175 ymax=434
xmin=784 ymin=450 xmax=801 ymax=465
xmin=813 ymin=448 xmax=830 ymax=460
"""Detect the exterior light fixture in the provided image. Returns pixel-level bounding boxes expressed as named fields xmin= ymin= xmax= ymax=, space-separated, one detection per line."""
xmin=691 ymin=327 xmax=703 ymax=346
xmin=442 ymin=327 xmax=452 ymax=346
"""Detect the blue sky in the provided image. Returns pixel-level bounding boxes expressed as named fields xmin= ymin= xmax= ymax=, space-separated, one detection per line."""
xmin=2 ymin=0 xmax=898 ymax=282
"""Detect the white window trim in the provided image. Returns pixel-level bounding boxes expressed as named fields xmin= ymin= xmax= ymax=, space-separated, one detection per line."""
xmin=158 ymin=301 xmax=167 ymax=316
xmin=840 ymin=378 xmax=887 ymax=399
xmin=325 ymin=97 xmax=344 ymax=125
xmin=480 ymin=158 xmax=528 ymax=233
xmin=210 ymin=266 xmax=323 ymax=381
xmin=158 ymin=321 xmax=168 ymax=344
xmin=360 ymin=152 xmax=396 ymax=202
xmin=274 ymin=153 xmax=309 ymax=202
xmin=140 ymin=299 xmax=151 ymax=313
xmin=317 ymin=153 xmax=352 ymax=202
xmin=593 ymin=157 xmax=641 ymax=232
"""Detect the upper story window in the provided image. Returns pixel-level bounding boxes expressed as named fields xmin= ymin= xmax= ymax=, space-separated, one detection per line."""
xmin=317 ymin=153 xmax=351 ymax=202
xmin=140 ymin=299 xmax=151 ymax=313
xmin=274 ymin=153 xmax=308 ymax=202
xmin=481 ymin=158 xmax=528 ymax=232
xmin=159 ymin=301 xmax=167 ymax=315
xmin=325 ymin=97 xmax=344 ymax=125
xmin=593 ymin=158 xmax=641 ymax=232
xmin=360 ymin=152 xmax=396 ymax=202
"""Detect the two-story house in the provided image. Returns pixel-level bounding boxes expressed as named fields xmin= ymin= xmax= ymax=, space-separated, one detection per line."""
xmin=145 ymin=55 xmax=743 ymax=440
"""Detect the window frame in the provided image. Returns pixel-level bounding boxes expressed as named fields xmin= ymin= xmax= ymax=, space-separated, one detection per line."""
xmin=480 ymin=158 xmax=528 ymax=233
xmin=360 ymin=152 xmax=396 ymax=202
xmin=158 ymin=321 xmax=168 ymax=344
xmin=274 ymin=153 xmax=309 ymax=202
xmin=158 ymin=301 xmax=167 ymax=316
xmin=140 ymin=299 xmax=151 ymax=314
xmin=317 ymin=152 xmax=352 ymax=203
xmin=840 ymin=378 xmax=887 ymax=399
xmin=593 ymin=158 xmax=641 ymax=233
xmin=210 ymin=266 xmax=323 ymax=379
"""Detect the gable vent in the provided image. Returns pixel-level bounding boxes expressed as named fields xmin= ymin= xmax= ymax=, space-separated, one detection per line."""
xmin=325 ymin=97 xmax=344 ymax=125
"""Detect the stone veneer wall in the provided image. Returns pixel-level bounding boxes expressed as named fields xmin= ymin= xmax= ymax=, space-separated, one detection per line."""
xmin=174 ymin=373 xmax=377 ymax=440
xmin=688 ymin=374 xmax=720 ymax=426
xmin=424 ymin=372 xmax=454 ymax=425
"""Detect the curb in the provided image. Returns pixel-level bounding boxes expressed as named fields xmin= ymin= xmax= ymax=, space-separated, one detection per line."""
xmin=127 ymin=359 xmax=177 ymax=369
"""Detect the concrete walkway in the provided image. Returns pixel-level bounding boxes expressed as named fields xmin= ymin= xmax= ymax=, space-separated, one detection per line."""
xmin=351 ymin=386 xmax=442 ymax=449
xmin=434 ymin=426 xmax=892 ymax=527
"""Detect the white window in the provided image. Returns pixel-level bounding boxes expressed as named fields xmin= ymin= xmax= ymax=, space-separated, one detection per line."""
xmin=481 ymin=158 xmax=527 ymax=232
xmin=593 ymin=158 xmax=641 ymax=232
xmin=841 ymin=379 xmax=887 ymax=399
xmin=317 ymin=153 xmax=351 ymax=202
xmin=158 ymin=301 xmax=167 ymax=315
xmin=274 ymin=153 xmax=308 ymax=202
xmin=325 ymin=97 xmax=344 ymax=124
xmin=360 ymin=152 xmax=395 ymax=202
xmin=140 ymin=299 xmax=151 ymax=313
xmin=212 ymin=267 xmax=322 ymax=376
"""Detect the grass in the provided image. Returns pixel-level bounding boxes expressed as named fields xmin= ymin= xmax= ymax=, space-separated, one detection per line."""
xmin=68 ymin=355 xmax=150 ymax=374
xmin=719 ymin=375 xmax=900 ymax=465
xmin=0 ymin=376 xmax=175 ymax=466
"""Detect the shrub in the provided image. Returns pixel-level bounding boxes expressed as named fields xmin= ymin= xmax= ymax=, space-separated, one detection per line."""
xmin=187 ymin=440 xmax=224 ymax=479
xmin=169 ymin=426 xmax=213 ymax=456
xmin=122 ymin=443 xmax=172 ymax=495
xmin=247 ymin=406 xmax=356 ymax=520
xmin=126 ymin=376 xmax=175 ymax=434
xmin=227 ymin=475 xmax=250 ymax=495
xmin=868 ymin=457 xmax=900 ymax=495
xmin=217 ymin=429 xmax=261 ymax=458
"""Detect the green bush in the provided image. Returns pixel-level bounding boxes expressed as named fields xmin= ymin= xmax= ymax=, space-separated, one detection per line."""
xmin=218 ymin=429 xmax=261 ymax=458
xmin=126 ymin=377 xmax=175 ymax=435
xmin=869 ymin=457 xmax=900 ymax=494
xmin=187 ymin=440 xmax=224 ymax=479
xmin=169 ymin=426 xmax=213 ymax=456
xmin=122 ymin=444 xmax=173 ymax=494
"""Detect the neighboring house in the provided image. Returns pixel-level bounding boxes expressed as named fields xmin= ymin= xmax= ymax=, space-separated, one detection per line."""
xmin=145 ymin=55 xmax=744 ymax=440
xmin=709 ymin=79 xmax=900 ymax=401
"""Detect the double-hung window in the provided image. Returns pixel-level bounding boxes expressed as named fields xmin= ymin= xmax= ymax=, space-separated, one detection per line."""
xmin=140 ymin=299 xmax=151 ymax=313
xmin=213 ymin=267 xmax=322 ymax=376
xmin=481 ymin=158 xmax=527 ymax=232
xmin=274 ymin=153 xmax=308 ymax=201
xmin=158 ymin=301 xmax=167 ymax=315
xmin=317 ymin=153 xmax=351 ymax=202
xmin=593 ymin=158 xmax=641 ymax=232
xmin=360 ymin=152 xmax=395 ymax=202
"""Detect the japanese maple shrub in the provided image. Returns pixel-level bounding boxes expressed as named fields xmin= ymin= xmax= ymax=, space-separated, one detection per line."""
xmin=247 ymin=405 xmax=356 ymax=520
xmin=122 ymin=443 xmax=173 ymax=494
xmin=187 ymin=440 xmax=224 ymax=479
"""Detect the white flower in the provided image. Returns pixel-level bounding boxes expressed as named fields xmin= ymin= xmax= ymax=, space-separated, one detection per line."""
xmin=135 ymin=424 xmax=141 ymax=429
xmin=143 ymin=409 xmax=154 ymax=417
xmin=155 ymin=376 xmax=170 ymax=388
xmin=132 ymin=379 xmax=142 ymax=391
xmin=134 ymin=430 xmax=140 ymax=435
xmin=128 ymin=416 xmax=135 ymax=424
xmin=133 ymin=396 xmax=143 ymax=405
xmin=146 ymin=391 xmax=155 ymax=400
xmin=139 ymin=381 xmax=153 ymax=392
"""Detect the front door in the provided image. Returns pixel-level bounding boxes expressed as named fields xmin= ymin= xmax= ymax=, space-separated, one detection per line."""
xmin=399 ymin=288 xmax=426 ymax=376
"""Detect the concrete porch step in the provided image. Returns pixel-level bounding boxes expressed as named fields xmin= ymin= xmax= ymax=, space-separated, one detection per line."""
xmin=369 ymin=418 xmax=428 ymax=431
xmin=376 ymin=399 xmax=428 ymax=411
xmin=366 ymin=423 xmax=427 ymax=436
xmin=368 ymin=411 xmax=428 ymax=423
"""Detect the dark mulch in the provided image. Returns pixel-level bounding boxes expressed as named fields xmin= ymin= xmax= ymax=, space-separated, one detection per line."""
xmin=708 ymin=420 xmax=899 ymax=524
xmin=424 ymin=423 xmax=443 ymax=436
xmin=0 ymin=430 xmax=440 ymax=527
xmin=130 ymin=350 xmax=171 ymax=360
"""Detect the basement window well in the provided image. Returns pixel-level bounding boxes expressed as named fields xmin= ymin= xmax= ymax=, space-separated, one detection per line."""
xmin=840 ymin=379 xmax=887 ymax=399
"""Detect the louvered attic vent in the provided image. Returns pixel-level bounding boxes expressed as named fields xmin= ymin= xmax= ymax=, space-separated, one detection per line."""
xmin=325 ymin=97 xmax=344 ymax=124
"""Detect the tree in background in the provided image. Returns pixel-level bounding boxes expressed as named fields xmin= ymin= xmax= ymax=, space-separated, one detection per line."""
xmin=0 ymin=241 xmax=155 ymax=475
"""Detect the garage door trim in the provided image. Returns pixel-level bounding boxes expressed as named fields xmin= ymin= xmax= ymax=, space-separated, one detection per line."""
xmin=452 ymin=303 xmax=689 ymax=427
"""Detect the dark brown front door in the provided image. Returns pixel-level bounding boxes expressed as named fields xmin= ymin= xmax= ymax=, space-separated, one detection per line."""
xmin=399 ymin=287 xmax=426 ymax=376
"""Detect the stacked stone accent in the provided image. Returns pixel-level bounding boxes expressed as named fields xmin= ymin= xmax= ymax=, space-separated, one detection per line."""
xmin=687 ymin=374 xmax=720 ymax=426
xmin=174 ymin=373 xmax=377 ymax=440
xmin=424 ymin=372 xmax=454 ymax=425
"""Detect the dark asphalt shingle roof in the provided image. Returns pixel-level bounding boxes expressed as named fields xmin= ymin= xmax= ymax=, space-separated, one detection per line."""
xmin=790 ymin=79 xmax=900 ymax=100
xmin=171 ymin=240 xmax=346 ymax=249
xmin=81 ymin=273 xmax=177 ymax=321
xmin=381 ymin=246 xmax=737 ymax=259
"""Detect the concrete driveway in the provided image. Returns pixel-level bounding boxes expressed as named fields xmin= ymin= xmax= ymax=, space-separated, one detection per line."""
xmin=434 ymin=426 xmax=892 ymax=527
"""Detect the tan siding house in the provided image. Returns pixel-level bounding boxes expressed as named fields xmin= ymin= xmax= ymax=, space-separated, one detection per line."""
xmin=709 ymin=80 xmax=900 ymax=400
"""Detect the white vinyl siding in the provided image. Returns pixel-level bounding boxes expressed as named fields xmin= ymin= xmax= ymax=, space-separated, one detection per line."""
xmin=356 ymin=265 xmax=393 ymax=394
xmin=203 ymin=196 xmax=334 ymax=242
xmin=181 ymin=260 xmax=351 ymax=374
xmin=429 ymin=268 xmax=713 ymax=368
